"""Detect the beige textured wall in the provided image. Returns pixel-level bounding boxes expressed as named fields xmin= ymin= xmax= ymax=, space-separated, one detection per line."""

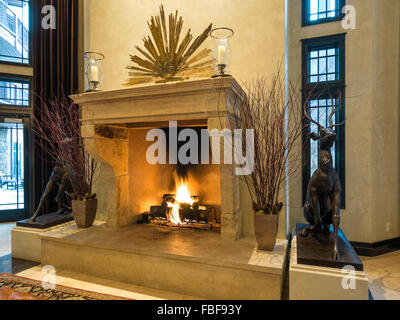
xmin=370 ymin=0 xmax=400 ymax=243
xmin=84 ymin=0 xmax=286 ymax=238
xmin=287 ymin=0 xmax=400 ymax=243
xmin=85 ymin=0 xmax=285 ymax=91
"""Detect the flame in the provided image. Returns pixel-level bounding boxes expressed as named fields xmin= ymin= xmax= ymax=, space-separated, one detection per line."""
xmin=167 ymin=202 xmax=182 ymax=225
xmin=166 ymin=179 xmax=194 ymax=225
xmin=175 ymin=180 xmax=194 ymax=206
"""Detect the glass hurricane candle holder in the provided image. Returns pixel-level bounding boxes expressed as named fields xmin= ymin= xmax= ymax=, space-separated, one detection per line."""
xmin=84 ymin=52 xmax=105 ymax=92
xmin=210 ymin=27 xmax=234 ymax=78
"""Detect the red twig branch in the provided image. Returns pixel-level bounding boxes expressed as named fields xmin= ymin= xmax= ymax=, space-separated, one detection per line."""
xmin=229 ymin=65 xmax=308 ymax=214
xmin=32 ymin=94 xmax=98 ymax=198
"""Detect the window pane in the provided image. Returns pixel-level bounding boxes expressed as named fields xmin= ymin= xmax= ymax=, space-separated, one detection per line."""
xmin=305 ymin=0 xmax=341 ymax=24
xmin=0 ymin=122 xmax=24 ymax=210
xmin=310 ymin=59 xmax=318 ymax=75
xmin=307 ymin=97 xmax=340 ymax=178
xmin=307 ymin=45 xmax=340 ymax=83
xmin=0 ymin=78 xmax=30 ymax=106
xmin=310 ymin=0 xmax=318 ymax=14
xmin=0 ymin=0 xmax=30 ymax=64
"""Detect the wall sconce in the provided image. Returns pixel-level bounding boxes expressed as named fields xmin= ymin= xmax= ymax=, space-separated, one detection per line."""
xmin=84 ymin=52 xmax=105 ymax=92
xmin=210 ymin=27 xmax=234 ymax=78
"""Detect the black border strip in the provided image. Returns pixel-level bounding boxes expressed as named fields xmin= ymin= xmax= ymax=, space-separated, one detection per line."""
xmin=351 ymin=238 xmax=400 ymax=257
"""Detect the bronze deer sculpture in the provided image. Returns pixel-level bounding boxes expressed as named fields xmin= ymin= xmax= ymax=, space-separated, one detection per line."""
xmin=299 ymin=104 xmax=345 ymax=261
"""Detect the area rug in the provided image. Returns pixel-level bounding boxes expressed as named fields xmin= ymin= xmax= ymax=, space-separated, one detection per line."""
xmin=0 ymin=273 xmax=130 ymax=300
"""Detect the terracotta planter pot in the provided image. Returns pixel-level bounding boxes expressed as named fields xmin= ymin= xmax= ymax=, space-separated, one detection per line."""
xmin=72 ymin=199 xmax=97 ymax=228
xmin=254 ymin=212 xmax=279 ymax=251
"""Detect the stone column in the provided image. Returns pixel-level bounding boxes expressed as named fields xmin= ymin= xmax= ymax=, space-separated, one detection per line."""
xmin=208 ymin=117 xmax=241 ymax=240
xmin=82 ymin=124 xmax=131 ymax=228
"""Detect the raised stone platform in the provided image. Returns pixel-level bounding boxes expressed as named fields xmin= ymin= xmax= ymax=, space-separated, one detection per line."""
xmin=40 ymin=222 xmax=288 ymax=300
xmin=12 ymin=221 xmax=75 ymax=263
xmin=295 ymin=224 xmax=364 ymax=271
xmin=290 ymin=235 xmax=369 ymax=300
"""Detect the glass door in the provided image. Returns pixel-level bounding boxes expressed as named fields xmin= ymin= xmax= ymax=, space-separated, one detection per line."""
xmin=0 ymin=120 xmax=29 ymax=221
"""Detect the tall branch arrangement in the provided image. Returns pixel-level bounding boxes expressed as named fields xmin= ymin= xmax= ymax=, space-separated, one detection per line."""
xmin=229 ymin=68 xmax=306 ymax=215
xmin=32 ymin=95 xmax=97 ymax=200
xmin=125 ymin=5 xmax=213 ymax=86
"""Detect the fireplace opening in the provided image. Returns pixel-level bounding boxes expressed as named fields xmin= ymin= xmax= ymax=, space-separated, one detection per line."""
xmin=144 ymin=181 xmax=218 ymax=230
xmin=139 ymin=126 xmax=220 ymax=231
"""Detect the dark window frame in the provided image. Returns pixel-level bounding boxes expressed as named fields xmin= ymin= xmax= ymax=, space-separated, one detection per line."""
xmin=0 ymin=73 xmax=33 ymax=221
xmin=0 ymin=75 xmax=31 ymax=108
xmin=302 ymin=0 xmax=346 ymax=27
xmin=0 ymin=0 xmax=33 ymax=222
xmin=302 ymin=33 xmax=346 ymax=209
xmin=0 ymin=0 xmax=33 ymax=67
xmin=0 ymin=115 xmax=32 ymax=222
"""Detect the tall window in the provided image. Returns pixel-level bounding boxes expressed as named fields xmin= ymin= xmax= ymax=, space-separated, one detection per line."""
xmin=0 ymin=0 xmax=30 ymax=64
xmin=302 ymin=34 xmax=346 ymax=207
xmin=302 ymin=0 xmax=345 ymax=26
xmin=0 ymin=0 xmax=31 ymax=222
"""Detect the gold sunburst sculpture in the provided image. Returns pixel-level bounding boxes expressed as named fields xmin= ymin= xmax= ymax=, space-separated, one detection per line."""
xmin=125 ymin=5 xmax=213 ymax=86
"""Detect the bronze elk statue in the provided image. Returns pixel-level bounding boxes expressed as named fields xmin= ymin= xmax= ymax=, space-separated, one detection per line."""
xmin=299 ymin=103 xmax=345 ymax=261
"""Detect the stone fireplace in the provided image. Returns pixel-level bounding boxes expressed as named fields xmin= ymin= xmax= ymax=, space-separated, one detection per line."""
xmin=38 ymin=78 xmax=288 ymax=300
xmin=72 ymin=77 xmax=244 ymax=240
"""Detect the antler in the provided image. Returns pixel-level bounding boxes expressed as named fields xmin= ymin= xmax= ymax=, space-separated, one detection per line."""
xmin=328 ymin=108 xmax=345 ymax=130
xmin=328 ymin=95 xmax=346 ymax=130
xmin=304 ymin=105 xmax=322 ymax=130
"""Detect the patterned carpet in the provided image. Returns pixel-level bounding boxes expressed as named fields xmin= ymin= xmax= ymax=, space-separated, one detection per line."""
xmin=0 ymin=273 xmax=129 ymax=300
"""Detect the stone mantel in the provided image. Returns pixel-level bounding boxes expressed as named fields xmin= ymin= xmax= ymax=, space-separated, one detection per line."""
xmin=70 ymin=77 xmax=244 ymax=241
xmin=71 ymin=77 xmax=245 ymax=126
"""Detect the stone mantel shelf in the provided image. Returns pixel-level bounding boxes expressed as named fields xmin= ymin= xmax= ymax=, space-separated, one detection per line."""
xmin=71 ymin=77 xmax=243 ymax=105
xmin=70 ymin=77 xmax=245 ymax=126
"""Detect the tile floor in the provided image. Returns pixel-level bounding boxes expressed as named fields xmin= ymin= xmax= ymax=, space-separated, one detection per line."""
xmin=362 ymin=252 xmax=400 ymax=300
xmin=0 ymin=222 xmax=14 ymax=257
xmin=1 ymin=222 xmax=400 ymax=300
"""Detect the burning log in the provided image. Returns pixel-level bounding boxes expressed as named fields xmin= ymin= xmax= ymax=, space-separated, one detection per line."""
xmin=179 ymin=206 xmax=214 ymax=223
xmin=150 ymin=206 xmax=166 ymax=218
xmin=150 ymin=205 xmax=214 ymax=223
xmin=149 ymin=218 xmax=213 ymax=230
xmin=146 ymin=192 xmax=216 ymax=230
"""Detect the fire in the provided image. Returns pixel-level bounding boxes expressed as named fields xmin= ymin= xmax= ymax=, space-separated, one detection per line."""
xmin=175 ymin=180 xmax=194 ymax=206
xmin=166 ymin=179 xmax=194 ymax=225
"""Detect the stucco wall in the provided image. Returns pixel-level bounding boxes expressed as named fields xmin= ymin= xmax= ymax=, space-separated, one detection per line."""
xmin=84 ymin=0 xmax=285 ymax=91
xmin=287 ymin=0 xmax=400 ymax=243
xmin=83 ymin=0 xmax=286 ymax=238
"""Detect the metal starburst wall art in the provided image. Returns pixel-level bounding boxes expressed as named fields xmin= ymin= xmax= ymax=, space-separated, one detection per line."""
xmin=124 ymin=5 xmax=213 ymax=86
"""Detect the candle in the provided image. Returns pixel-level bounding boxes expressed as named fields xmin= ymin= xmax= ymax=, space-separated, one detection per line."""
xmin=90 ymin=64 xmax=99 ymax=82
xmin=217 ymin=45 xmax=226 ymax=65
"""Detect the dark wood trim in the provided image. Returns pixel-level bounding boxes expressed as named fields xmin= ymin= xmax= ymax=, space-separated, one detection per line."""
xmin=302 ymin=0 xmax=346 ymax=27
xmin=351 ymin=238 xmax=400 ymax=257
xmin=32 ymin=0 xmax=80 ymax=216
